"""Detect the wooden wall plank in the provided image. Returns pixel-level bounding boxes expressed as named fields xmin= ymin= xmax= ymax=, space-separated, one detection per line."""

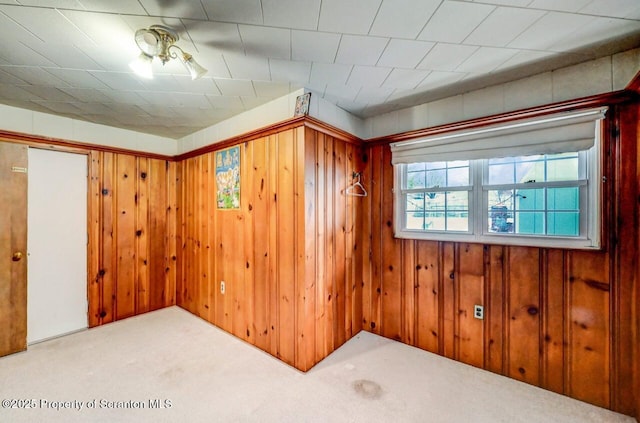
xmin=115 ymin=154 xmax=137 ymax=320
xmin=323 ymin=136 xmax=336 ymax=354
xmin=314 ymin=132 xmax=328 ymax=362
xmin=100 ymin=152 xmax=116 ymax=324
xmin=135 ymin=157 xmax=150 ymax=314
xmin=415 ymin=241 xmax=440 ymax=353
xmin=456 ymin=243 xmax=484 ymax=368
xmin=442 ymin=242 xmax=455 ymax=359
xmin=243 ymin=141 xmax=256 ymax=345
xmin=165 ymin=161 xmax=177 ymax=307
xmin=87 ymin=151 xmax=101 ymax=327
xmin=334 ymin=139 xmax=347 ymax=348
xmin=506 ymin=246 xmax=541 ymax=386
xmin=485 ymin=245 xmax=505 ymax=374
xmin=541 ymin=249 xmax=565 ymax=394
xmin=252 ymin=137 xmax=270 ymax=352
xmin=567 ymin=251 xmax=610 ymax=408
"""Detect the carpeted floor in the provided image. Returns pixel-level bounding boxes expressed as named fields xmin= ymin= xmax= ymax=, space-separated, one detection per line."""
xmin=0 ymin=306 xmax=633 ymax=422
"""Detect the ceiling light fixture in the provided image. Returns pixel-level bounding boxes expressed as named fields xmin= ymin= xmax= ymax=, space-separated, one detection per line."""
xmin=129 ymin=24 xmax=207 ymax=80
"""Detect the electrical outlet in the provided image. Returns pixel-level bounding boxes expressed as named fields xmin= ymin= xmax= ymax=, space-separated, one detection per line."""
xmin=474 ymin=304 xmax=484 ymax=320
xmin=220 ymin=281 xmax=225 ymax=295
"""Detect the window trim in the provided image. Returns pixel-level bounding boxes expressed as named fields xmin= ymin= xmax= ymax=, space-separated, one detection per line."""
xmin=392 ymin=123 xmax=602 ymax=250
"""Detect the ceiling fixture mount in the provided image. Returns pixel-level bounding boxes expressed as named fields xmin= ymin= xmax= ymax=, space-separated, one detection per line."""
xmin=129 ymin=24 xmax=207 ymax=80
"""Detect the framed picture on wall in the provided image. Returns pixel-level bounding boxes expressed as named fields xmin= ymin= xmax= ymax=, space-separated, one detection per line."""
xmin=294 ymin=92 xmax=311 ymax=116
xmin=216 ymin=145 xmax=240 ymax=209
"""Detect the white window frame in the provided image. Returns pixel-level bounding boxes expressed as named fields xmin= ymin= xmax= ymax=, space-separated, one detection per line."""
xmin=392 ymin=111 xmax=604 ymax=250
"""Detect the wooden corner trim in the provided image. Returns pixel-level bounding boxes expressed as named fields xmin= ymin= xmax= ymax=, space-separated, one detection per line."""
xmin=625 ymin=69 xmax=640 ymax=94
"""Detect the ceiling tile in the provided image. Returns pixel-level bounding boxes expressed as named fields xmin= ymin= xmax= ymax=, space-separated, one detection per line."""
xmin=324 ymin=84 xmax=360 ymax=103
xmin=238 ymin=25 xmax=290 ymax=60
xmin=417 ymin=71 xmax=467 ymax=90
xmin=200 ymin=0 xmax=263 ymax=25
xmin=0 ymin=66 xmax=70 ymax=86
xmin=548 ymin=17 xmax=640 ymax=53
xmin=291 ymin=30 xmax=340 ymax=63
xmin=381 ymin=68 xmax=430 ymax=89
xmin=369 ymin=0 xmax=441 ymax=38
xmin=136 ymin=0 xmax=207 ymax=19
xmin=44 ymin=68 xmax=109 ymax=89
xmin=180 ymin=20 xmax=242 ymax=53
xmin=205 ymin=95 xmax=244 ymax=110
xmin=253 ymin=80 xmax=292 ymax=98
xmin=262 ymin=0 xmax=321 ymax=30
xmin=21 ymin=86 xmax=77 ymax=102
xmin=418 ymin=1 xmax=495 ymax=43
xmin=495 ymin=50 xmax=559 ymax=71
xmin=138 ymin=91 xmax=211 ymax=108
xmin=240 ymin=96 xmax=273 ymax=110
xmin=171 ymin=75 xmax=221 ymax=95
xmin=89 ymin=71 xmax=147 ymax=91
xmin=335 ymin=35 xmax=388 ymax=66
xmin=0 ymin=67 xmax=27 ymax=84
xmin=418 ymin=43 xmax=479 ymax=71
xmin=355 ymin=86 xmax=395 ymax=103
xmin=527 ymin=0 xmax=592 ymax=12
xmin=318 ymin=0 xmax=383 ymax=34
xmin=456 ymin=47 xmax=520 ymax=73
xmin=347 ymin=65 xmax=392 ymax=87
xmin=59 ymin=10 xmax=134 ymax=50
xmin=470 ymin=0 xmax=532 ymax=5
xmin=137 ymin=74 xmax=183 ymax=92
xmin=508 ymin=11 xmax=596 ymax=50
xmin=377 ymin=39 xmax=434 ymax=69
xmin=0 ymin=7 xmax=46 ymax=45
xmin=0 ymin=42 xmax=60 ymax=67
xmin=0 ymin=83 xmax=43 ymax=101
xmin=57 ymin=87 xmax=114 ymax=103
xmin=269 ymin=59 xmax=311 ymax=83
xmin=23 ymin=42 xmax=103 ymax=70
xmin=0 ymin=6 xmax=95 ymax=47
xmin=214 ymin=79 xmax=256 ymax=96
xmin=98 ymin=90 xmax=148 ymax=105
xmin=224 ymin=53 xmax=271 ymax=80
xmin=32 ymin=100 xmax=84 ymax=114
xmin=464 ymin=7 xmax=546 ymax=47
xmin=579 ymin=0 xmax=640 ymax=19
xmin=310 ymin=62 xmax=352 ymax=85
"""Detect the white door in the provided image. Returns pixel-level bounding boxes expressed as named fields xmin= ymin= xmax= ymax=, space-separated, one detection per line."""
xmin=27 ymin=148 xmax=88 ymax=344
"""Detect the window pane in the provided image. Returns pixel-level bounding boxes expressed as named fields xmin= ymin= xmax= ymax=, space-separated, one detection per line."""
xmin=406 ymin=193 xmax=424 ymax=212
xmin=448 ymin=166 xmax=469 ymax=186
xmin=407 ymin=163 xmax=425 ymax=172
xmin=447 ymin=191 xmax=468 ymax=210
xmin=425 ymin=212 xmax=445 ymax=230
xmin=548 ymin=187 xmax=579 ymax=210
xmin=426 ymin=161 xmax=446 ymax=170
xmin=488 ymin=163 xmax=513 ymax=184
xmin=406 ymin=212 xmax=425 ymax=230
xmin=548 ymin=212 xmax=580 ymax=236
xmin=425 ymin=169 xmax=446 ymax=188
xmin=516 ymin=188 xmax=544 ymax=211
xmin=516 ymin=212 xmax=545 ymax=234
xmin=407 ymin=171 xmax=426 ymax=189
xmin=488 ymin=157 xmax=513 ymax=165
xmin=447 ymin=212 xmax=468 ymax=231
xmin=516 ymin=160 xmax=543 ymax=183
xmin=547 ymin=157 xmax=579 ymax=181
xmin=424 ymin=192 xmax=444 ymax=210
xmin=488 ymin=189 xmax=514 ymax=210
xmin=488 ymin=209 xmax=513 ymax=233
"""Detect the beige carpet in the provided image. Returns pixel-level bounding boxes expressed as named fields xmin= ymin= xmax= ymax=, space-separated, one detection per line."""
xmin=0 ymin=306 xmax=633 ymax=423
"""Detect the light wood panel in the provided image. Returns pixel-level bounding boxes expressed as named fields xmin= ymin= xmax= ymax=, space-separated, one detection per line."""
xmin=88 ymin=151 xmax=176 ymax=326
xmin=361 ymin=101 xmax=639 ymax=416
xmin=176 ymin=125 xmax=362 ymax=371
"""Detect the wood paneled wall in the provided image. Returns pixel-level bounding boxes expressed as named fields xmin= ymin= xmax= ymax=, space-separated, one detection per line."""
xmin=176 ymin=125 xmax=362 ymax=371
xmin=88 ymin=151 xmax=177 ymax=327
xmin=361 ymin=103 xmax=639 ymax=416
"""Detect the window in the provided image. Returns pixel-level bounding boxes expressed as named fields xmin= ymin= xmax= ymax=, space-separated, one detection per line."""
xmin=391 ymin=108 xmax=606 ymax=249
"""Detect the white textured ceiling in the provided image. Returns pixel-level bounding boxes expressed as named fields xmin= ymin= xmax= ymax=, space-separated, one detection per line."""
xmin=0 ymin=0 xmax=638 ymax=139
